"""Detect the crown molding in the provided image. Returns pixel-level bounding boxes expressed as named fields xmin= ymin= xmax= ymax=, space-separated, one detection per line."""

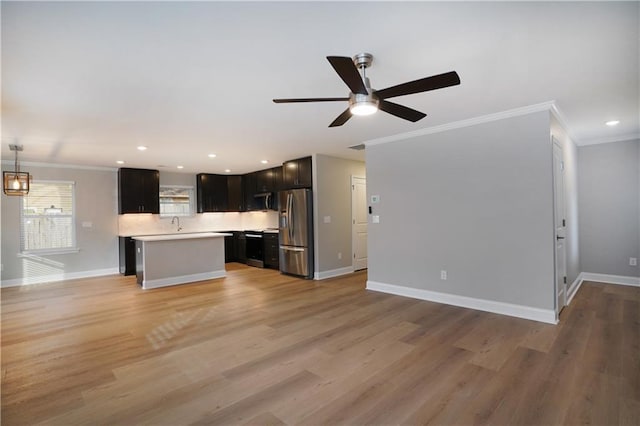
xmin=0 ymin=160 xmax=117 ymax=172
xmin=363 ymin=101 xmax=557 ymax=147
xmin=576 ymin=133 xmax=640 ymax=147
xmin=549 ymin=102 xmax=577 ymax=142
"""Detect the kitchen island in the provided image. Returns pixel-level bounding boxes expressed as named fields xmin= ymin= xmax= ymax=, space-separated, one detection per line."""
xmin=133 ymin=232 xmax=231 ymax=289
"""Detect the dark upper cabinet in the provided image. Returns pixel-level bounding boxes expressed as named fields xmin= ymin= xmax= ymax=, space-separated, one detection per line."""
xmin=198 ymin=174 xmax=246 ymax=212
xmin=282 ymin=156 xmax=312 ymax=189
xmin=243 ymin=172 xmax=259 ymax=211
xmin=256 ymin=168 xmax=271 ymax=193
xmin=197 ymin=173 xmax=228 ymax=213
xmin=256 ymin=166 xmax=283 ymax=193
xmin=227 ymin=175 xmax=244 ymax=212
xmin=246 ymin=167 xmax=281 ymax=211
xmin=273 ymin=166 xmax=283 ymax=192
xmin=255 ymin=167 xmax=278 ymax=193
xmin=118 ymin=168 xmax=160 ymax=214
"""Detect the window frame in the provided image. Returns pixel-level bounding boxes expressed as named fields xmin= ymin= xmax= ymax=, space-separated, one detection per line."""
xmin=20 ymin=180 xmax=78 ymax=255
xmin=159 ymin=184 xmax=195 ymax=218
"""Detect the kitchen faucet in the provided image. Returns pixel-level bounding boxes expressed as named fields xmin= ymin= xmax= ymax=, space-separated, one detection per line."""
xmin=171 ymin=216 xmax=182 ymax=232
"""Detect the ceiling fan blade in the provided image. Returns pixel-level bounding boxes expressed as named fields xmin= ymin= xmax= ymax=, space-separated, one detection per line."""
xmin=327 ymin=56 xmax=368 ymax=95
xmin=329 ymin=108 xmax=352 ymax=127
xmin=379 ymin=100 xmax=426 ymax=122
xmin=273 ymin=97 xmax=349 ymax=103
xmin=375 ymin=71 xmax=460 ymax=100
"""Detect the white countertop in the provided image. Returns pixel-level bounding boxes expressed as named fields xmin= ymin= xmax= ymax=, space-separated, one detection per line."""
xmin=121 ymin=229 xmax=279 ymax=237
xmin=133 ymin=232 xmax=231 ymax=242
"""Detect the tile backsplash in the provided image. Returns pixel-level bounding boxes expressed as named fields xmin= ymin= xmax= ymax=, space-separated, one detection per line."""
xmin=118 ymin=211 xmax=278 ymax=236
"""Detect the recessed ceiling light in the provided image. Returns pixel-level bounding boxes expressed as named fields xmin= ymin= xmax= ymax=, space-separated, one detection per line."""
xmin=605 ymin=120 xmax=620 ymax=126
xmin=261 ymin=160 xmax=269 ymax=164
xmin=208 ymin=154 xmax=217 ymax=158
xmin=137 ymin=146 xmax=147 ymax=151
xmin=116 ymin=160 xmax=124 ymax=164
xmin=177 ymin=165 xmax=184 ymax=169
xmin=224 ymin=169 xmax=231 ymax=173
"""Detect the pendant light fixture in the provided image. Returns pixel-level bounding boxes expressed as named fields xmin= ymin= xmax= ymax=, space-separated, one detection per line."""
xmin=3 ymin=144 xmax=30 ymax=196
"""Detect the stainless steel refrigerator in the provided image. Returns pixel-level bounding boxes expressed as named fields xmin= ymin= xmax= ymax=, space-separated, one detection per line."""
xmin=278 ymin=188 xmax=314 ymax=279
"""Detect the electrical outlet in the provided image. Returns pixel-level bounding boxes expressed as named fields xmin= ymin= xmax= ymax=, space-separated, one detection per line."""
xmin=630 ymin=257 xmax=638 ymax=266
xmin=440 ymin=270 xmax=447 ymax=280
xmin=338 ymin=252 xmax=342 ymax=260
xmin=372 ymin=215 xmax=380 ymax=223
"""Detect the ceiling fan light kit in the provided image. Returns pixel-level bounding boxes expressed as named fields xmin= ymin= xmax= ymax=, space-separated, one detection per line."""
xmin=349 ymin=76 xmax=379 ymax=116
xmin=273 ymin=52 xmax=460 ymax=127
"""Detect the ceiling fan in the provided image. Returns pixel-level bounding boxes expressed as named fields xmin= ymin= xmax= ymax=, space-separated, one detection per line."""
xmin=273 ymin=53 xmax=460 ymax=127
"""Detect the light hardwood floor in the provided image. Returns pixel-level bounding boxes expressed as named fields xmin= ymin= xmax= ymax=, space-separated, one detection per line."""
xmin=2 ymin=264 xmax=639 ymax=425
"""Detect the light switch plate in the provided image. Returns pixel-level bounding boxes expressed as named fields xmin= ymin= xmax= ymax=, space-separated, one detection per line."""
xmin=323 ymin=216 xmax=331 ymax=224
xmin=82 ymin=221 xmax=93 ymax=228
xmin=371 ymin=195 xmax=380 ymax=204
xmin=372 ymin=215 xmax=380 ymax=223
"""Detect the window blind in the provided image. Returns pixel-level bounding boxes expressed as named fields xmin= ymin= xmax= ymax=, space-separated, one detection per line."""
xmin=21 ymin=181 xmax=75 ymax=252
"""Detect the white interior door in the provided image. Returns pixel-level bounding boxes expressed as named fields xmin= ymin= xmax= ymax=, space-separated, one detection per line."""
xmin=351 ymin=176 xmax=368 ymax=271
xmin=552 ymin=140 xmax=567 ymax=315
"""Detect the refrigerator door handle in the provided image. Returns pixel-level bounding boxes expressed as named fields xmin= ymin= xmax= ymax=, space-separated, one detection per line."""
xmin=280 ymin=246 xmax=305 ymax=252
xmin=287 ymin=193 xmax=293 ymax=240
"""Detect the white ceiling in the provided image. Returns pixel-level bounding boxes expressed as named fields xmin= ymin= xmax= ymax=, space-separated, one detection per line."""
xmin=2 ymin=1 xmax=638 ymax=174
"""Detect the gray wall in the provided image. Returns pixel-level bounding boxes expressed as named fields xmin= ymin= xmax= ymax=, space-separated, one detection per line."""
xmin=366 ymin=111 xmax=556 ymax=310
xmin=160 ymin=171 xmax=197 ymax=187
xmin=1 ymin=164 xmax=119 ymax=285
xmin=550 ymin=113 xmax=580 ymax=284
xmin=578 ymin=139 xmax=640 ymax=277
xmin=313 ymin=154 xmax=366 ymax=276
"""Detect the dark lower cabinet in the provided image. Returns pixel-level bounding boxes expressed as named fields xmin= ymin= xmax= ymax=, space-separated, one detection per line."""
xmin=119 ymin=237 xmax=136 ymax=276
xmin=224 ymin=235 xmax=234 ymax=263
xmin=263 ymin=233 xmax=279 ymax=270
xmin=235 ymin=231 xmax=247 ymax=264
xmin=224 ymin=231 xmax=247 ymax=264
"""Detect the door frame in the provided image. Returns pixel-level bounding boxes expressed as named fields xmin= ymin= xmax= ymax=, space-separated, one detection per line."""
xmin=351 ymin=175 xmax=367 ymax=271
xmin=552 ymin=137 xmax=567 ymax=319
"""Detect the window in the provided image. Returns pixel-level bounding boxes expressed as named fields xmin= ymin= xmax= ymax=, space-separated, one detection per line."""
xmin=159 ymin=185 xmax=194 ymax=217
xmin=21 ymin=181 xmax=76 ymax=253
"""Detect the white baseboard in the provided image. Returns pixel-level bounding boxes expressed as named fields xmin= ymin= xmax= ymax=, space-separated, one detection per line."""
xmin=579 ymin=272 xmax=640 ymax=287
xmin=142 ymin=270 xmax=226 ymax=290
xmin=314 ymin=266 xmax=354 ymax=280
xmin=366 ymin=280 xmax=558 ymax=324
xmin=566 ymin=275 xmax=583 ymax=305
xmin=565 ymin=272 xmax=639 ymax=306
xmin=1 ymin=267 xmax=120 ymax=288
